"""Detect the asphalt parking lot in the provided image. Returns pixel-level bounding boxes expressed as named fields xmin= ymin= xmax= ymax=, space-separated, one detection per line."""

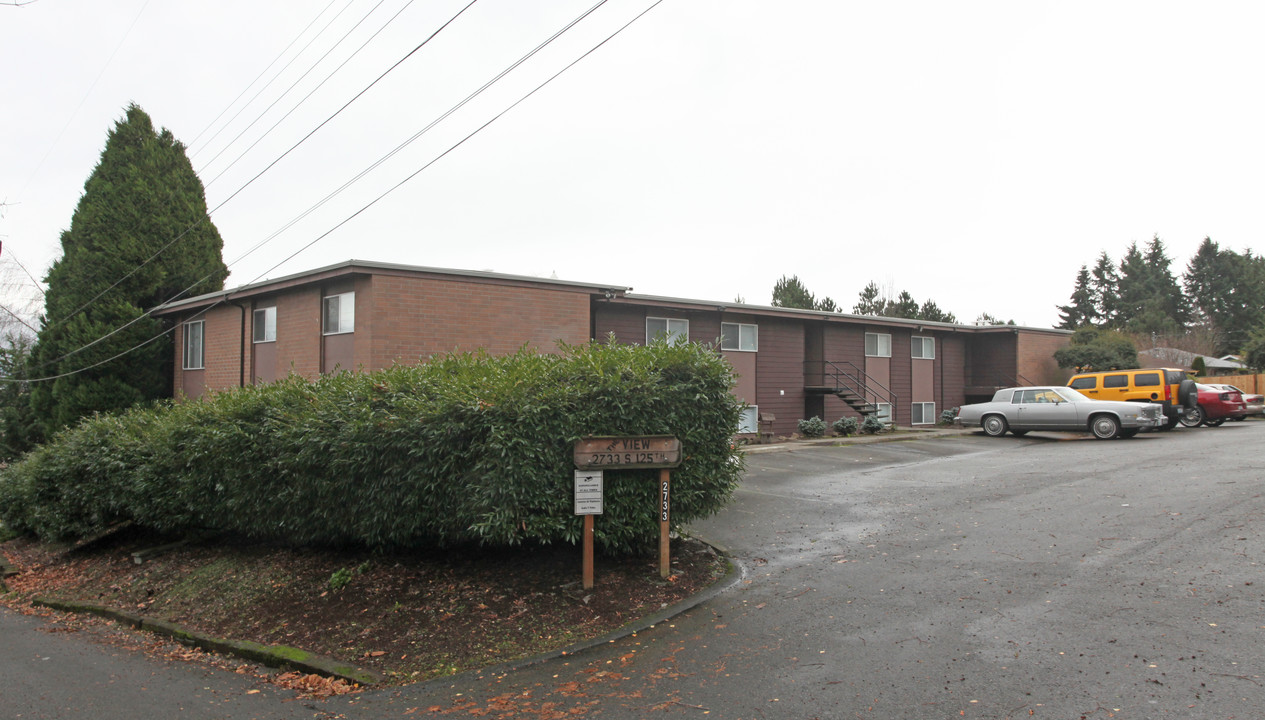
xmin=7 ymin=421 xmax=1265 ymax=719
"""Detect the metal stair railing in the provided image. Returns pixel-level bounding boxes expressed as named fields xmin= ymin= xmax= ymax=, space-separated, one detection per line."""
xmin=807 ymin=360 xmax=899 ymax=419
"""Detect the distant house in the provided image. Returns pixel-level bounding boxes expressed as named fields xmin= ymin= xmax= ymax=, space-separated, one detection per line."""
xmin=152 ymin=260 xmax=1072 ymax=437
xmin=1138 ymin=347 xmax=1247 ymax=374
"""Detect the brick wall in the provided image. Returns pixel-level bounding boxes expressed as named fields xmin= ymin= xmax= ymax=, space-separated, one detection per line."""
xmin=366 ymin=275 xmax=592 ymax=368
xmin=1016 ymin=331 xmax=1072 ymax=385
xmin=173 ymin=303 xmax=244 ymax=398
xmin=275 ymin=287 xmax=322 ymax=379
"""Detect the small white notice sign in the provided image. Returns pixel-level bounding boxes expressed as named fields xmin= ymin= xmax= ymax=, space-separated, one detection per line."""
xmin=574 ymin=469 xmax=604 ymax=515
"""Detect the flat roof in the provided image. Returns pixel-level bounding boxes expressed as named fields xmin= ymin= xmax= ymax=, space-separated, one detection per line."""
xmin=152 ymin=259 xmax=631 ymax=314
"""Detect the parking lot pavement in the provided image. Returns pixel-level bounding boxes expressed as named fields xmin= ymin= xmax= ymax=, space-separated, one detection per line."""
xmin=9 ymin=421 xmax=1264 ymax=718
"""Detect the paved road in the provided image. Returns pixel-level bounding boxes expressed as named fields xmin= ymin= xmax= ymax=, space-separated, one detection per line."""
xmin=6 ymin=423 xmax=1265 ymax=718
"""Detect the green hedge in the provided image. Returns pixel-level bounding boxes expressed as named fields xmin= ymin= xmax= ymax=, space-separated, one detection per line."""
xmin=0 ymin=340 xmax=744 ymax=554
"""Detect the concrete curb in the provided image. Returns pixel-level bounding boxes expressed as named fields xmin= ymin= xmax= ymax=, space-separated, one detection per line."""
xmin=0 ymin=553 xmax=16 ymax=594
xmin=30 ymin=596 xmax=381 ymax=686
xmin=741 ymin=426 xmax=974 ymax=454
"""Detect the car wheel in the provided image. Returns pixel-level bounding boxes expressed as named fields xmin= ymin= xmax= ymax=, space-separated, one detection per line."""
xmin=1179 ymin=405 xmax=1205 ymax=427
xmin=1178 ymin=378 xmax=1198 ymax=409
xmin=1091 ymin=414 xmax=1120 ymax=439
xmin=1118 ymin=428 xmax=1139 ymax=438
xmin=1160 ymin=414 xmax=1179 ymax=431
xmin=1204 ymin=418 xmax=1226 ymax=427
xmin=982 ymin=415 xmax=1009 ymax=437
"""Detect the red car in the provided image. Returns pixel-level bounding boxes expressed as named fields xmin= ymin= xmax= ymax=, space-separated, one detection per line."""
xmin=1179 ymin=384 xmax=1247 ymax=427
xmin=1213 ymin=384 xmax=1263 ymax=418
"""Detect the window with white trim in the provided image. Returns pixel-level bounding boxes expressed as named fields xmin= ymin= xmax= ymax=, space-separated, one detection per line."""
xmin=911 ymin=336 xmax=934 ymax=359
xmin=646 ymin=317 xmax=688 ymax=345
xmin=253 ymin=307 xmax=276 ymax=343
xmin=738 ymin=406 xmax=759 ymax=434
xmin=875 ymin=402 xmax=892 ymax=425
xmin=183 ymin=320 xmax=204 ymax=370
xmin=323 ymin=292 xmax=355 ymax=335
xmin=911 ymin=401 xmax=936 ymax=425
xmin=865 ymin=332 xmax=891 ymax=358
xmin=721 ymin=322 xmax=758 ymax=352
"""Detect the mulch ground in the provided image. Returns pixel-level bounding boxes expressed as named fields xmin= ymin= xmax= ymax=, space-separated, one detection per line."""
xmin=0 ymin=526 xmax=729 ymax=693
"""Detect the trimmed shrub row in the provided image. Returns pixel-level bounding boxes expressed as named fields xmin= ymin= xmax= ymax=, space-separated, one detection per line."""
xmin=0 ymin=340 xmax=744 ymax=555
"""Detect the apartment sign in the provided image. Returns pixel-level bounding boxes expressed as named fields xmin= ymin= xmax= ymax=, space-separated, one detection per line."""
xmin=573 ymin=435 xmax=682 ymax=470
xmin=574 ymin=470 xmax=604 ymax=515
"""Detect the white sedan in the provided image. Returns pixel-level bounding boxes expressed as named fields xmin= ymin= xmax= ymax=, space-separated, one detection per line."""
xmin=954 ymin=386 xmax=1165 ymax=439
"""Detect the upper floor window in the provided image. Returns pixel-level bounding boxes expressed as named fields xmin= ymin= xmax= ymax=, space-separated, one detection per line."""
xmin=323 ymin=292 xmax=355 ymax=335
xmin=646 ymin=317 xmax=688 ymax=346
xmin=721 ymin=322 xmax=758 ymax=352
xmin=253 ymin=307 xmax=276 ymax=343
xmin=911 ymin=336 xmax=934 ymax=359
xmin=183 ymin=320 xmax=204 ymax=370
xmin=865 ymin=332 xmax=891 ymax=358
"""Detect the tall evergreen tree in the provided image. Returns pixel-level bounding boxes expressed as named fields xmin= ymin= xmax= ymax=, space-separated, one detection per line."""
xmin=853 ymin=281 xmax=884 ymax=315
xmin=29 ymin=105 xmax=227 ymax=435
xmin=1141 ymin=235 xmax=1189 ymax=328
xmin=885 ymin=290 xmax=920 ymax=319
xmin=1056 ymin=265 xmax=1098 ymax=329
xmin=1184 ymin=238 xmax=1265 ymax=354
xmin=918 ymin=299 xmax=956 ymax=324
xmin=1090 ymin=251 xmax=1120 ymax=326
xmin=771 ymin=274 xmax=816 ymax=310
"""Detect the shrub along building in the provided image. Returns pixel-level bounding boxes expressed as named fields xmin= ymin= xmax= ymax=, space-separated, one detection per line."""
xmin=153 ymin=260 xmax=1072 ymax=438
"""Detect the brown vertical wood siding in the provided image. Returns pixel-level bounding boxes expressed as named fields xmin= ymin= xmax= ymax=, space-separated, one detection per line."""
xmin=940 ymin=334 xmax=967 ymax=411
xmin=754 ymin=318 xmax=805 ymax=437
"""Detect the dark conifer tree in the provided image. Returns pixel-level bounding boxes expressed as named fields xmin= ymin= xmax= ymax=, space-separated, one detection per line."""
xmin=1057 ymin=265 xmax=1098 ymax=329
xmin=29 ymin=105 xmax=227 ymax=435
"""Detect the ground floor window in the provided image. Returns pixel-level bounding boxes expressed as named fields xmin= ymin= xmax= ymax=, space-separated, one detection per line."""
xmin=911 ymin=401 xmax=936 ymax=425
xmin=875 ymin=402 xmax=892 ymax=425
xmin=738 ymin=406 xmax=758 ymax=434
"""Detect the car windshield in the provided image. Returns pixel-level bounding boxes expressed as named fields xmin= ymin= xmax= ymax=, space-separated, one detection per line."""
xmin=1053 ymin=387 xmax=1082 ymax=402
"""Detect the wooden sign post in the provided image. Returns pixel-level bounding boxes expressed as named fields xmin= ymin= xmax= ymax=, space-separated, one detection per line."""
xmin=574 ymin=435 xmax=682 ymax=584
xmin=573 ymin=469 xmax=603 ymax=589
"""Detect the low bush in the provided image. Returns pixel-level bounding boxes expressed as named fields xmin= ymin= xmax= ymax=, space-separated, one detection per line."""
xmin=797 ymin=416 xmax=827 ymax=438
xmin=861 ymin=415 xmax=886 ymax=434
xmin=939 ymin=408 xmax=959 ymax=425
xmin=832 ymin=416 xmax=859 ymax=436
xmin=0 ymin=340 xmax=744 ymax=555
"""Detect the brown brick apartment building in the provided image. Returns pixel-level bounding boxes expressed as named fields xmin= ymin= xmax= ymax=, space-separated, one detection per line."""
xmin=153 ymin=260 xmax=1072 ymax=437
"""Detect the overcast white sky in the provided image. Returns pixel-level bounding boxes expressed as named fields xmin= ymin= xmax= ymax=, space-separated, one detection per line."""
xmin=3 ymin=0 xmax=1264 ymax=330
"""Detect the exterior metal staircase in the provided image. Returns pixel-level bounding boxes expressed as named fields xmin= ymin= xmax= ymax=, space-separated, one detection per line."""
xmin=804 ymin=360 xmax=897 ymax=419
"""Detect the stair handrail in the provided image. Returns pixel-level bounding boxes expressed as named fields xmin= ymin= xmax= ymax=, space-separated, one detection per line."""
xmin=810 ymin=360 xmax=899 ymax=418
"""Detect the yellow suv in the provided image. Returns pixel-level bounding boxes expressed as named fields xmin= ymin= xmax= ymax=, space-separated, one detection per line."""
xmin=1067 ymin=368 xmax=1197 ymax=430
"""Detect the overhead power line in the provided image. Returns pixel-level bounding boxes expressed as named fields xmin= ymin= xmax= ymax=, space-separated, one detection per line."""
xmin=189 ymin=0 xmax=357 ymax=162
xmin=33 ymin=0 xmax=478 ymax=359
xmin=187 ymin=0 xmax=342 ymax=152
xmin=16 ymin=0 xmax=667 ymax=385
xmin=197 ymin=0 xmax=399 ymax=180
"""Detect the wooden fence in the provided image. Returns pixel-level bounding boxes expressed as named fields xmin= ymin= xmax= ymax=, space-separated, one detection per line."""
xmin=1200 ymin=373 xmax=1264 ymax=393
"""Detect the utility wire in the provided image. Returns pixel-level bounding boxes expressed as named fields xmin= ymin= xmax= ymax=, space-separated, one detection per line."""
xmin=30 ymin=0 xmax=478 ymax=363
xmin=190 ymin=0 xmax=356 ymax=162
xmin=15 ymin=0 xmax=151 ymax=199
xmin=18 ymin=0 xmax=666 ymax=384
xmin=187 ymin=0 xmax=341 ymax=152
xmin=198 ymin=0 xmax=395 ymax=179
xmin=227 ymin=0 xmax=611 ymax=271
